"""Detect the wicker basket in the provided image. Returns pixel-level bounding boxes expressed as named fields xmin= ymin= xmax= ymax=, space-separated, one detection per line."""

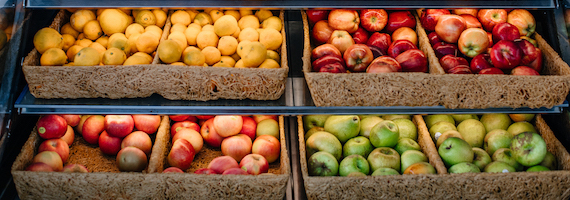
xmin=11 ymin=116 xmax=171 ymax=199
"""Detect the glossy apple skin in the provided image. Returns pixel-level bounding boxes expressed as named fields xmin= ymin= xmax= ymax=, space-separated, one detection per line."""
xmin=38 ymin=139 xmax=70 ymax=163
xmin=440 ymin=55 xmax=469 ymax=72
xmin=311 ymin=44 xmax=342 ymax=61
xmin=99 ymin=130 xmax=123 ymax=156
xmin=132 ymin=115 xmax=161 ymax=134
xmin=312 ymin=55 xmax=345 ymax=72
xmin=240 ymin=116 xmax=257 ymax=140
xmin=26 ymin=162 xmax=55 ymax=172
xmin=319 ymin=62 xmax=347 ymax=73
xmin=454 ymin=9 xmax=479 ymax=17
xmin=387 ymin=40 xmax=416 ymax=58
xmin=366 ymin=32 xmax=391 ymax=57
xmin=433 ymin=42 xmax=459 ymax=59
xmin=252 ymin=115 xmax=278 ymax=124
xmin=492 ymin=22 xmax=520 ymax=42
xmin=196 ymin=115 xmax=214 ymax=121
xmin=222 ymin=168 xmax=250 ymax=175
xmin=312 ymin=20 xmax=335 ymax=44
xmin=458 ymin=28 xmax=490 ymax=58
xmin=470 ymin=53 xmax=493 ymax=73
xmin=163 ymin=167 xmax=185 ymax=173
xmin=386 ymin=11 xmax=416 ymax=33
xmin=435 ymin=15 xmax=466 ymax=43
xmin=200 ymin=118 xmax=224 ymax=148
xmin=37 ymin=115 xmax=68 ymax=139
xmin=239 ymin=154 xmax=269 ymax=175
xmin=60 ymin=125 xmax=75 ymax=146
xmin=428 ymin=32 xmax=443 ymax=46
xmin=447 ymin=65 xmax=473 ymax=74
xmin=328 ymin=9 xmax=360 ymax=33
xmin=478 ymin=9 xmax=508 ymax=31
xmin=507 ymin=9 xmax=536 ymax=37
xmin=213 ymin=115 xmax=243 ymax=138
xmin=367 ymin=56 xmax=401 ymax=73
xmin=360 ymin=9 xmax=388 ymax=32
xmin=307 ymin=9 xmax=330 ymax=25
xmin=421 ymin=9 xmax=451 ymax=32
xmin=221 ymin=134 xmax=253 ymax=162
xmin=460 ymin=14 xmax=482 ymax=29
xmin=490 ymin=40 xmax=523 ymax=70
xmin=328 ymin=30 xmax=355 ymax=54
xmin=117 ymin=147 xmax=149 ymax=172
xmin=33 ymin=151 xmax=63 ymax=171
xmin=351 ymin=27 xmax=369 ymax=44
xmin=516 ymin=39 xmax=542 ymax=72
xmin=82 ymin=115 xmax=105 ymax=145
xmin=60 ymin=115 xmax=81 ymax=127
xmin=395 ymin=49 xmax=428 ymax=72
xmin=392 ymin=27 xmax=417 ymax=46
xmin=167 ymin=139 xmax=195 ymax=171
xmin=252 ymin=135 xmax=281 ymax=163
xmin=511 ymin=66 xmax=540 ymax=75
xmin=169 ymin=115 xmax=190 ymax=122
xmin=208 ymin=155 xmax=239 ymax=174
xmin=479 ymin=68 xmax=505 ymax=74
xmin=343 ymin=44 xmax=374 ymax=72
xmin=104 ymin=115 xmax=134 ymax=138
xmin=62 ymin=164 xmax=89 ymax=173
xmin=171 ymin=121 xmax=200 ymax=138
xmin=122 ymin=131 xmax=153 ymax=155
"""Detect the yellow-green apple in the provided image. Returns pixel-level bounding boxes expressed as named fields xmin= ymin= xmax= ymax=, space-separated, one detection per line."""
xmin=393 ymin=118 xmax=417 ymax=140
xmin=490 ymin=40 xmax=523 ymax=70
xmin=351 ymin=27 xmax=369 ymax=44
xmin=472 ymin=147 xmax=492 ymax=171
xmin=307 ymin=151 xmax=339 ymax=176
xmin=82 ymin=115 xmax=105 ymax=144
xmin=540 ymin=151 xmax=556 ymax=170
xmin=447 ymin=65 xmax=473 ymax=74
xmin=312 ymin=55 xmax=345 ymax=72
xmin=256 ymin=119 xmax=279 ymax=139
xmin=458 ymin=28 xmax=489 ymax=58
xmin=104 ymin=115 xmax=134 ymax=138
xmin=511 ymin=66 xmax=539 ymax=75
xmin=208 ymin=156 xmax=239 ymax=174
xmin=478 ymin=9 xmax=507 ymax=31
xmin=169 ymin=115 xmax=190 ymax=122
xmin=343 ymin=136 xmax=374 ymax=158
xmin=196 ymin=115 xmax=214 ymax=121
xmin=371 ymin=167 xmax=399 ymax=176
xmin=172 ymin=128 xmax=203 ymax=153
xmin=319 ymin=62 xmax=346 ymax=73
xmin=171 ymin=121 xmax=200 ymax=138
xmin=366 ymin=32 xmax=391 ymax=57
xmin=163 ymin=167 xmax=184 ymax=173
xmin=312 ymin=20 xmax=334 ymax=44
xmin=403 ymin=162 xmax=436 ymax=174
xmin=36 ymin=115 xmax=68 ymax=139
xmin=360 ymin=9 xmax=388 ymax=32
xmin=306 ymin=9 xmax=329 ymax=25
xmin=452 ymin=115 xmax=479 ymax=125
xmin=454 ymin=9 xmax=478 ymax=17
xmin=132 ymin=115 xmax=161 ymax=134
xmin=359 ymin=116 xmax=383 ymax=137
xmin=492 ymin=22 xmax=520 ymax=42
xmin=200 ymin=118 xmax=224 ymax=148
xmin=306 ymin=131 xmax=342 ymax=160
xmin=386 ymin=11 xmax=416 ymax=33
xmin=428 ymin=32 xmax=443 ymax=46
xmin=492 ymin=148 xmax=523 ymax=171
xmin=122 ymin=131 xmax=154 ymax=155
xmin=305 ymin=127 xmax=324 ymax=141
xmin=366 ymin=56 xmax=401 ymax=73
xmin=222 ymin=168 xmax=249 ymax=175
xmin=438 ymin=137 xmax=474 ymax=167
xmin=507 ymin=122 xmax=537 ymax=136
xmin=303 ymin=115 xmax=330 ymax=132
xmin=167 ymin=139 xmax=195 ymax=171
xmin=440 ymin=55 xmax=469 ymax=72
xmin=479 ymin=68 xmax=504 ymax=74
xmin=328 ymin=9 xmax=359 ymax=33
xmin=339 ymin=154 xmax=370 ymax=176
xmin=392 ymin=27 xmax=417 ymax=46
xmin=460 ymin=14 xmax=482 ymax=29
xmin=527 ymin=165 xmax=550 ymax=172
xmin=387 ymin=39 xmax=416 ymax=58
xmin=429 ymin=121 xmax=457 ymax=141
xmin=62 ymin=164 xmax=89 ymax=173
xmin=448 ymin=162 xmax=480 ymax=173
xmin=214 ymin=115 xmax=243 ymax=137
xmin=394 ymin=138 xmax=421 ymax=156
xmin=400 ymin=150 xmax=428 ymax=173
xmin=252 ymin=115 xmax=278 ymax=124
xmin=420 ymin=9 xmax=451 ymax=32
xmin=470 ymin=53 xmax=493 ymax=73
xmin=98 ymin=130 xmax=122 ymax=155
xmin=33 ymin=151 xmax=63 ymax=171
xmin=221 ymin=134 xmax=252 ymax=162
xmin=480 ymin=113 xmax=512 ymax=132
xmin=507 ymin=9 xmax=536 ymax=37
xmin=26 ymin=162 xmax=55 ymax=172
xmin=327 ymin=30 xmax=355 ymax=54
xmin=484 ymin=129 xmax=513 ymax=156
xmin=516 ymin=39 xmax=542 ymax=72
xmin=436 ymin=130 xmax=464 ymax=148
xmin=38 ymin=139 xmax=70 ymax=163
xmin=521 ymin=36 xmax=537 ymax=46
xmin=343 ymin=44 xmax=373 ymax=72
xmin=311 ymin=44 xmax=342 ymax=62
xmin=194 ymin=168 xmax=216 ymax=174
xmin=509 ymin=113 xmax=535 ymax=122
xmin=61 ymin=125 xmax=75 ymax=146
xmin=347 ymin=172 xmax=367 ymax=177
xmin=117 ymin=146 xmax=148 ymax=172
xmin=484 ymin=161 xmax=515 ymax=172
xmin=60 ymin=114 xmax=80 ymax=127
xmin=252 ymin=135 xmax=281 ymax=163
xmin=368 ymin=147 xmax=400 ymax=172
xmin=433 ymin=42 xmax=459 ymax=59
xmin=435 ymin=15 xmax=466 ymax=43
xmin=239 ymin=154 xmax=269 ymax=175
xmin=457 ymin=119 xmax=486 ymax=148
xmin=240 ymin=116 xmax=257 ymax=140
xmin=424 ymin=115 xmax=455 ymax=129
xmin=76 ymin=115 xmax=91 ymax=135
xmin=511 ymin=132 xmax=547 ymax=166
xmin=324 ymin=115 xmax=360 ymax=144
xmin=395 ymin=49 xmax=428 ymax=72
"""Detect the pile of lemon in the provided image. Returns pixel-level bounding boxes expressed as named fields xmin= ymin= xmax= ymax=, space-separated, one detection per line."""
xmin=159 ymin=9 xmax=282 ymax=69
xmin=34 ymin=9 xmax=168 ymax=66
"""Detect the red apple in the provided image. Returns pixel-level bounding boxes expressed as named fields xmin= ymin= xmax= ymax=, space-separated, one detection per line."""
xmin=122 ymin=131 xmax=153 ymax=155
xmin=343 ymin=44 xmax=374 ymax=72
xmin=240 ymin=116 xmax=257 ymax=140
xmin=386 ymin=11 xmax=416 ymax=33
xmin=167 ymin=139 xmax=195 ymax=171
xmin=521 ymin=36 xmax=537 ymax=47
xmin=511 ymin=66 xmax=539 ymax=75
xmin=312 ymin=55 xmax=345 ymax=72
xmin=169 ymin=115 xmax=190 ymax=122
xmin=38 ymin=139 xmax=70 ymax=163
xmin=492 ymin=22 xmax=520 ymax=42
xmin=208 ymin=155 xmax=239 ymax=174
xmin=366 ymin=32 xmax=391 ymax=57
xmin=221 ymin=134 xmax=252 ymax=162
xmin=60 ymin=125 xmax=75 ymax=146
xmin=312 ymin=20 xmax=335 ymax=44
xmin=392 ymin=27 xmax=417 ymax=46
xmin=200 ymin=118 xmax=224 ymax=148
xmin=186 ymin=116 xmax=197 ymax=122
xmin=104 ymin=115 xmax=134 ymax=138
xmin=196 ymin=115 xmax=214 ymax=121
xmin=239 ymin=154 xmax=269 ymax=175
xmin=435 ymin=14 xmax=466 ymax=43
xmin=458 ymin=28 xmax=490 ymax=58
xmin=428 ymin=32 xmax=443 ymax=46
xmin=60 ymin=115 xmax=80 ymax=127
xmin=82 ymin=115 xmax=105 ymax=144
xmin=214 ymin=115 xmax=243 ymax=137
xmin=395 ymin=49 xmax=428 ymax=72
xmin=328 ymin=9 xmax=360 ymax=33
xmin=454 ymin=9 xmax=479 ymax=17
xmin=75 ymin=115 xmax=91 ymax=135
xmin=222 ymin=168 xmax=250 ymax=175
xmin=133 ymin=115 xmax=161 ymax=134
xmin=421 ymin=9 xmax=451 ymax=32
xmin=33 ymin=151 xmax=63 ymax=171
xmin=387 ymin=40 xmax=416 ymax=58
xmin=306 ymin=9 xmax=330 ymax=25
xmin=516 ymin=39 xmax=542 ymax=72
xmin=62 ymin=164 xmax=89 ymax=173
xmin=319 ymin=62 xmax=347 ymax=73
xmin=447 ymin=65 xmax=473 ymax=74
xmin=490 ymin=40 xmax=522 ymax=70
xmin=99 ymin=130 xmax=123 ymax=155
xmin=433 ymin=42 xmax=459 ymax=59
xmin=252 ymin=115 xmax=278 ymax=124
xmin=252 ymin=135 xmax=281 ymax=163
xmin=470 ymin=53 xmax=493 ymax=73
xmin=36 ymin=115 xmax=68 ymax=139
xmin=360 ymin=9 xmax=388 ymax=32
xmin=507 ymin=9 xmax=536 ymax=37
xmin=440 ymin=55 xmax=469 ymax=72
xmin=117 ymin=146 xmax=148 ymax=172
xmin=479 ymin=67 xmax=505 ymax=74
xmin=328 ymin=30 xmax=355 ymax=54
xmin=171 ymin=121 xmax=200 ymax=138
xmin=194 ymin=168 xmax=217 ymax=174
xmin=487 ymin=32 xmax=494 ymax=46
xmin=367 ymin=56 xmax=401 ymax=73
xmin=478 ymin=9 xmax=507 ymax=31
xmin=460 ymin=14 xmax=482 ymax=29
xmin=311 ymin=44 xmax=342 ymax=61
xmin=26 ymin=162 xmax=55 ymax=172
xmin=163 ymin=166 xmax=184 ymax=173
xmin=172 ymin=128 xmax=203 ymax=153
xmin=351 ymin=27 xmax=369 ymax=44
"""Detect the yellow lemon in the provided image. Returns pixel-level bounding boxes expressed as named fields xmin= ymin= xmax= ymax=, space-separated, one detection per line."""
xmin=238 ymin=15 xmax=259 ymax=30
xmin=258 ymin=59 xmax=280 ymax=69
xmin=171 ymin=62 xmax=186 ymax=66
xmin=152 ymin=9 xmax=167 ymax=28
xmin=224 ymin=10 xmax=241 ymax=21
xmin=66 ymin=45 xmax=83 ymax=61
xmin=61 ymin=23 xmax=79 ymax=38
xmin=88 ymin=42 xmax=107 ymax=59
xmin=234 ymin=59 xmax=245 ymax=68
xmin=184 ymin=25 xmax=201 ymax=46
xmin=125 ymin=23 xmax=145 ymax=39
xmin=70 ymin=10 xmax=96 ymax=32
xmin=213 ymin=62 xmax=231 ymax=67
xmin=168 ymin=31 xmax=188 ymax=51
xmin=98 ymin=9 xmax=130 ymax=35
xmin=183 ymin=47 xmax=205 ymax=66
xmin=75 ymin=39 xmax=93 ymax=48
xmin=124 ymin=52 xmax=153 ymax=65
xmin=108 ymin=33 xmax=131 ymax=55
xmin=236 ymin=40 xmax=251 ymax=57
xmin=196 ymin=30 xmax=218 ymax=49
xmin=62 ymin=34 xmax=76 ymax=51
xmin=145 ymin=25 xmax=163 ymax=40
xmin=201 ymin=46 xmax=221 ymax=66
xmin=266 ymin=50 xmax=280 ymax=63
xmin=83 ymin=20 xmax=103 ymax=40
xmin=102 ymin=47 xmax=127 ymax=65
xmin=193 ymin=12 xmax=213 ymax=26
xmin=202 ymin=24 xmax=214 ymax=32
xmin=213 ymin=15 xmax=239 ymax=37
xmin=217 ymin=36 xmax=238 ymax=56
xmin=259 ymin=28 xmax=282 ymax=50
xmin=127 ymin=33 xmax=140 ymax=53
xmin=186 ymin=10 xmax=199 ymax=21
xmin=136 ymin=32 xmax=159 ymax=54
xmin=241 ymin=41 xmax=266 ymax=67
xmin=77 ymin=33 xmax=85 ymax=40
xmin=170 ymin=23 xmax=187 ymax=33
xmin=203 ymin=8 xmax=215 ymax=15
xmin=95 ymin=36 xmax=109 ymax=47
xmin=33 ymin=27 xmax=63 ymax=54
xmin=40 ymin=48 xmax=67 ymax=66
xmin=238 ymin=27 xmax=259 ymax=42
xmin=232 ymin=27 xmax=241 ymax=38
xmin=74 ymin=47 xmax=101 ymax=66
xmin=158 ymin=39 xmax=182 ymax=64
xmin=239 ymin=9 xmax=253 ymax=16
xmin=188 ymin=23 xmax=201 ymax=30
xmin=96 ymin=9 xmax=105 ymax=16
xmin=119 ymin=8 xmax=131 ymax=15
xmin=171 ymin=10 xmax=191 ymax=26
xmin=255 ymin=9 xmax=273 ymax=22
xmin=135 ymin=10 xmax=157 ymax=27
xmin=209 ymin=10 xmax=224 ymax=22
xmin=183 ymin=46 xmax=201 ymax=56
xmin=261 ymin=16 xmax=282 ymax=32
xmin=219 ymin=56 xmax=236 ymax=67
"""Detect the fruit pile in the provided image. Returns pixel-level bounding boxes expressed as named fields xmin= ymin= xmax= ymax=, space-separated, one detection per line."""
xmin=308 ymin=9 xmax=428 ymax=73
xmin=159 ymin=9 xmax=282 ymax=69
xmin=34 ymin=9 xmax=168 ymax=66
xmin=163 ymin=115 xmax=281 ymax=175
xmin=303 ymin=115 xmax=437 ymax=176
xmin=421 ymin=9 xmax=542 ymax=75
xmin=425 ymin=113 xmax=556 ymax=173
xmin=25 ymin=114 xmax=162 ymax=172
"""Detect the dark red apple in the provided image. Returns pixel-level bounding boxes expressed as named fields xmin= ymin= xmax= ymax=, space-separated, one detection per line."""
xmin=368 ymin=45 xmax=383 ymax=58
xmin=351 ymin=27 xmax=369 ymax=44
xmin=312 ymin=55 xmax=345 ymax=72
xmin=433 ymin=42 xmax=459 ymax=59
xmin=492 ymin=22 xmax=520 ymax=42
xmin=307 ymin=10 xmax=330 ymax=25
xmin=395 ymin=49 xmax=428 ymax=72
xmin=387 ymin=40 xmax=416 ymax=58
xmin=360 ymin=9 xmax=388 ymax=32
xmin=479 ymin=67 xmax=505 ymax=74
xmin=440 ymin=55 xmax=469 ymax=72
xmin=366 ymin=32 xmax=391 ymax=57
xmin=511 ymin=66 xmax=539 ymax=75
xmin=516 ymin=39 xmax=542 ymax=72
xmin=490 ymin=40 xmax=522 ymax=70
xmin=428 ymin=32 xmax=443 ymax=46
xmin=343 ymin=44 xmax=374 ymax=72
xmin=319 ymin=62 xmax=346 ymax=73
xmin=36 ymin=115 xmax=68 ymax=139
xmin=447 ymin=65 xmax=473 ymax=74
xmin=470 ymin=53 xmax=493 ymax=73
xmin=366 ymin=56 xmax=401 ymax=73
xmin=386 ymin=11 xmax=416 ymax=33
xmin=420 ymin=9 xmax=451 ymax=32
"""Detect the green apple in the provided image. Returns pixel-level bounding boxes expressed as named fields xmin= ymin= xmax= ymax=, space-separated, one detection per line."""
xmin=303 ymin=115 xmax=330 ymax=131
xmin=367 ymin=147 xmax=400 ymax=172
xmin=492 ymin=148 xmax=523 ymax=171
xmin=307 ymin=151 xmax=338 ymax=176
xmin=256 ymin=119 xmax=279 ymax=138
xmin=347 ymin=171 xmax=367 ymax=177
xmin=305 ymin=131 xmax=342 ymax=161
xmin=429 ymin=121 xmax=457 ymax=142
xmin=324 ymin=115 xmax=360 ymax=143
xmin=359 ymin=116 xmax=383 ymax=138
xmin=382 ymin=114 xmax=411 ymax=121
xmin=480 ymin=113 xmax=512 ymax=133
xmin=539 ymin=151 xmax=557 ymax=170
xmin=339 ymin=155 xmax=370 ymax=176
xmin=511 ymin=132 xmax=547 ymax=167
xmin=369 ymin=120 xmax=399 ymax=148
xmin=400 ymin=150 xmax=428 ymax=174
xmin=436 ymin=130 xmax=464 ymax=148
xmin=526 ymin=165 xmax=550 ymax=172
xmin=393 ymin=118 xmax=417 ymax=141
xmin=448 ymin=162 xmax=481 ymax=173
xmin=484 ymin=161 xmax=515 ymax=173
xmin=424 ymin=115 xmax=455 ymax=129
xmin=343 ymin=136 xmax=373 ymax=158
xmin=484 ymin=129 xmax=513 ymax=156
xmin=509 ymin=114 xmax=535 ymax=122
xmin=507 ymin=122 xmax=537 ymax=136
xmin=438 ymin=137 xmax=474 ymax=167
xmin=472 ymin=147 xmax=492 ymax=171
xmin=403 ymin=162 xmax=437 ymax=174
xmin=358 ymin=114 xmax=382 ymax=120
xmin=371 ymin=167 xmax=400 ymax=176
xmin=394 ymin=138 xmax=421 ymax=155
xmin=451 ymin=114 xmax=479 ymax=124
xmin=456 ymin=119 xmax=486 ymax=148
xmin=305 ymin=127 xmax=325 ymax=141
